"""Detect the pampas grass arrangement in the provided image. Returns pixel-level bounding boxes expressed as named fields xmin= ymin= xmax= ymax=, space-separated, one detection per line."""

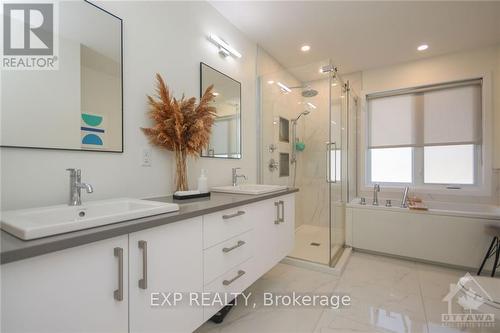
xmin=142 ymin=73 xmax=216 ymax=191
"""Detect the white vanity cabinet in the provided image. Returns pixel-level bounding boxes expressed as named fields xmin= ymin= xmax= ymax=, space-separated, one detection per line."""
xmin=129 ymin=217 xmax=203 ymax=333
xmin=1 ymin=235 xmax=129 ymax=333
xmin=1 ymin=193 xmax=296 ymax=333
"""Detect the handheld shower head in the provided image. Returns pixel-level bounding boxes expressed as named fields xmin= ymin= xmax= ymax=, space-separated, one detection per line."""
xmin=293 ymin=110 xmax=311 ymax=122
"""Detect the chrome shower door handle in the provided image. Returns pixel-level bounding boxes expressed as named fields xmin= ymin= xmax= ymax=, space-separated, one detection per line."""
xmin=326 ymin=142 xmax=337 ymax=183
xmin=332 ymin=142 xmax=337 ymax=183
xmin=138 ymin=240 xmax=148 ymax=289
xmin=114 ymin=247 xmax=124 ymax=301
xmin=325 ymin=142 xmax=330 ymax=183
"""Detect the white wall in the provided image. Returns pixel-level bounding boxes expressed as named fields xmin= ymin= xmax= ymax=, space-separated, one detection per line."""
xmin=0 ymin=1 xmax=257 ymax=210
xmin=355 ymin=45 xmax=500 ymax=204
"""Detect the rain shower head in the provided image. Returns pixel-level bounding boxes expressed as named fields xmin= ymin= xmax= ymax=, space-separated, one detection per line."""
xmin=301 ymin=87 xmax=318 ymax=98
xmin=289 ymin=85 xmax=319 ymax=98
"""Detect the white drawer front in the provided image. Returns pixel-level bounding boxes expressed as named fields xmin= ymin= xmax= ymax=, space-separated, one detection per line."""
xmin=203 ymin=258 xmax=254 ymax=321
xmin=203 ymin=230 xmax=253 ymax=285
xmin=203 ymin=206 xmax=252 ymax=249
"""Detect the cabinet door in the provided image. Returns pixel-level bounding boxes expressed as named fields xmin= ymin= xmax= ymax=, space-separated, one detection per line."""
xmin=1 ymin=235 xmax=129 ymax=333
xmin=276 ymin=194 xmax=295 ymax=259
xmin=129 ymin=217 xmax=203 ymax=333
xmin=252 ymin=194 xmax=295 ymax=277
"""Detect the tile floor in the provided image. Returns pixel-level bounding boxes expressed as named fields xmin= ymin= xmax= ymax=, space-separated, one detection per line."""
xmin=195 ymin=252 xmax=499 ymax=333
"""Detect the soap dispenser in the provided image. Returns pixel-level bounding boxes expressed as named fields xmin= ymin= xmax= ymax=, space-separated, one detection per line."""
xmin=198 ymin=169 xmax=208 ymax=193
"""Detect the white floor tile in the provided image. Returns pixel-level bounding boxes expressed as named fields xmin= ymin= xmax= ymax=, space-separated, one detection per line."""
xmin=195 ymin=253 xmax=499 ymax=333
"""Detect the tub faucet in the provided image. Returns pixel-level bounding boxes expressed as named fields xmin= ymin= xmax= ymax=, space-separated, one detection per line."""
xmin=232 ymin=167 xmax=246 ymax=186
xmin=66 ymin=168 xmax=93 ymax=206
xmin=373 ymin=184 xmax=380 ymax=206
xmin=401 ymin=186 xmax=410 ymax=208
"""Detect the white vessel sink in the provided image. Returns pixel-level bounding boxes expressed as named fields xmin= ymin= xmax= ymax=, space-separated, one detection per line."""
xmin=1 ymin=198 xmax=179 ymax=240
xmin=211 ymin=184 xmax=288 ymax=195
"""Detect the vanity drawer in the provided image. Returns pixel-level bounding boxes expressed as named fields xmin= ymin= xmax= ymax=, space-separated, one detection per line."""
xmin=203 ymin=258 xmax=254 ymax=321
xmin=203 ymin=206 xmax=252 ymax=249
xmin=203 ymin=230 xmax=253 ymax=284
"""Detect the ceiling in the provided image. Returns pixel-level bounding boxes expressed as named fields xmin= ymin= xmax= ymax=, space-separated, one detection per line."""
xmin=210 ymin=1 xmax=500 ymax=75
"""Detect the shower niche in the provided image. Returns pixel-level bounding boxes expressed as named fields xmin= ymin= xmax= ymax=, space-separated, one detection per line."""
xmin=279 ymin=117 xmax=290 ymax=142
xmin=279 ymin=153 xmax=290 ymax=177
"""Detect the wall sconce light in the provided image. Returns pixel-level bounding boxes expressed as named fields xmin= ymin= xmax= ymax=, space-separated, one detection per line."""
xmin=208 ymin=33 xmax=242 ymax=59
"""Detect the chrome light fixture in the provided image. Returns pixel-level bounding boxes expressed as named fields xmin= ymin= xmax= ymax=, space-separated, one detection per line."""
xmin=208 ymin=33 xmax=242 ymax=58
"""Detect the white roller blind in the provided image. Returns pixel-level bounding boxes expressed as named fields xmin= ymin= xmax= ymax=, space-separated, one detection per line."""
xmin=423 ymin=84 xmax=482 ymax=146
xmin=368 ymin=94 xmax=419 ymax=148
xmin=368 ymin=79 xmax=482 ymax=148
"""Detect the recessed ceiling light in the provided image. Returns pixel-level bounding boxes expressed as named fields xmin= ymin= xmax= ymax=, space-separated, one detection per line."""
xmin=267 ymin=80 xmax=274 ymax=84
xmin=417 ymin=44 xmax=428 ymax=51
xmin=301 ymin=45 xmax=311 ymax=52
xmin=212 ymin=92 xmax=219 ymax=96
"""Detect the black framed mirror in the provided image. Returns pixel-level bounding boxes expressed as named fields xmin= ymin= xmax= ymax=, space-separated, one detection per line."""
xmin=200 ymin=62 xmax=241 ymax=159
xmin=0 ymin=0 xmax=123 ymax=152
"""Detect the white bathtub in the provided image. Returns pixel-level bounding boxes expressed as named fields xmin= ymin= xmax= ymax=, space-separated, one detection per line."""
xmin=346 ymin=199 xmax=500 ymax=270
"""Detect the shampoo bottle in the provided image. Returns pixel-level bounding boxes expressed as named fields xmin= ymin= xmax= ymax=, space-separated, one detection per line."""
xmin=198 ymin=169 xmax=208 ymax=193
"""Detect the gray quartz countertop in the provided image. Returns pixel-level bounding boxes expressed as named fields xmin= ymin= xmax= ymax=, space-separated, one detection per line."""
xmin=1 ymin=188 xmax=298 ymax=264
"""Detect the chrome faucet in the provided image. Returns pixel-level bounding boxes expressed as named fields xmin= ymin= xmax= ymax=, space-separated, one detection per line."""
xmin=66 ymin=168 xmax=93 ymax=206
xmin=401 ymin=186 xmax=410 ymax=208
xmin=232 ymin=167 xmax=247 ymax=187
xmin=373 ymin=184 xmax=380 ymax=206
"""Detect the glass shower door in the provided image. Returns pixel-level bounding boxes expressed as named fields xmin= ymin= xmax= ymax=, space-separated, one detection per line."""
xmin=328 ymin=77 xmax=347 ymax=265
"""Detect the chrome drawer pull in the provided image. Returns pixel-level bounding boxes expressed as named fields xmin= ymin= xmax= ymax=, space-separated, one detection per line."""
xmin=222 ymin=211 xmax=245 ymax=220
xmin=222 ymin=270 xmax=245 ymax=286
xmin=222 ymin=240 xmax=246 ymax=253
xmin=138 ymin=240 xmax=148 ymax=290
xmin=113 ymin=247 xmax=124 ymax=301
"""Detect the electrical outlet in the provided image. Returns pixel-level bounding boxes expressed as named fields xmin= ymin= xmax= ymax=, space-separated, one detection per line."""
xmin=142 ymin=148 xmax=152 ymax=167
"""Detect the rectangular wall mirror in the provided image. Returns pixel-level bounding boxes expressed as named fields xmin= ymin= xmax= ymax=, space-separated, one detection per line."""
xmin=200 ymin=62 xmax=241 ymax=159
xmin=1 ymin=1 xmax=123 ymax=152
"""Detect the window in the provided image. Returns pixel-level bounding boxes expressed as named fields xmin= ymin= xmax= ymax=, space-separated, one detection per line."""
xmin=371 ymin=147 xmax=412 ymax=183
xmin=367 ymin=79 xmax=482 ymax=187
xmin=424 ymin=145 xmax=474 ymax=184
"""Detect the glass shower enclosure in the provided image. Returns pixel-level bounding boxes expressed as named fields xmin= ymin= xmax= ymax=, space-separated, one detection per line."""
xmin=258 ymin=55 xmax=358 ymax=267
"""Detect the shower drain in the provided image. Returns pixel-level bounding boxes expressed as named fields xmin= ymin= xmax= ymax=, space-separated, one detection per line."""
xmin=310 ymin=242 xmax=321 ymax=247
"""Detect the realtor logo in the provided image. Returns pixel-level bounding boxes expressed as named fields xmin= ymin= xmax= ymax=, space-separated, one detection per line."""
xmin=2 ymin=2 xmax=58 ymax=69
xmin=442 ymin=273 xmax=496 ymax=328
xmin=4 ymin=3 xmax=53 ymax=55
